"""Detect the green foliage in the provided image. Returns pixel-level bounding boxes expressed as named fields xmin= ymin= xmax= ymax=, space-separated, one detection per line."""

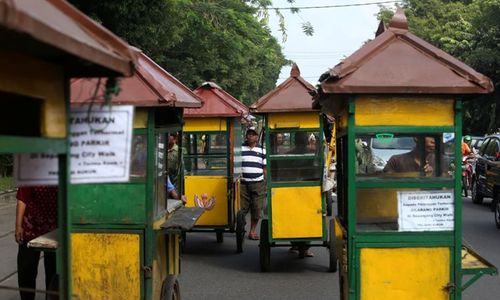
xmin=69 ymin=0 xmax=287 ymax=105
xmin=378 ymin=0 xmax=500 ymax=134
xmin=0 ymin=176 xmax=14 ymax=191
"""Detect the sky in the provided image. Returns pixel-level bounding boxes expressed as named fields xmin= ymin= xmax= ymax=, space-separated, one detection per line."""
xmin=267 ymin=0 xmax=399 ymax=85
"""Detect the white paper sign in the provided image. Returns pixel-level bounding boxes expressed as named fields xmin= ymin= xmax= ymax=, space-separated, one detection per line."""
xmin=15 ymin=105 xmax=134 ymax=185
xmin=398 ymin=190 xmax=454 ymax=231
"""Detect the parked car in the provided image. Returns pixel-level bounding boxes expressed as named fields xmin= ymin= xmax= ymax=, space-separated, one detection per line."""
xmin=470 ymin=134 xmax=500 ymax=227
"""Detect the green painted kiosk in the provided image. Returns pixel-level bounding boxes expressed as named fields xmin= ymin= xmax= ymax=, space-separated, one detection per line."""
xmin=182 ymin=82 xmax=248 ymax=250
xmin=314 ymin=9 xmax=497 ymax=300
xmin=251 ymin=65 xmax=337 ymax=271
xmin=0 ymin=1 xmax=136 ymax=298
xmin=70 ymin=51 xmax=202 ymax=300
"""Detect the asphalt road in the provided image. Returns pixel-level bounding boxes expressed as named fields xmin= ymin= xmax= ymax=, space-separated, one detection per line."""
xmin=179 ymin=197 xmax=500 ymax=300
xmin=0 ymin=195 xmax=499 ymax=300
xmin=461 ymin=197 xmax=500 ymax=300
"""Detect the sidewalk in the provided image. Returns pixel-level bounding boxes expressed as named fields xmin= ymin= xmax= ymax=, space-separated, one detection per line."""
xmin=0 ymin=190 xmax=16 ymax=206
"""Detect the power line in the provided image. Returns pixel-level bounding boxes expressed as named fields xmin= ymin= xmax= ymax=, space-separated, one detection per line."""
xmin=268 ymin=1 xmax=401 ymax=10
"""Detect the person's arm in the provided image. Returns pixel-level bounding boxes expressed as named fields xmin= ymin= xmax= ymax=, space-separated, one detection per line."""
xmin=169 ymin=189 xmax=180 ymax=200
xmin=15 ymin=200 xmax=26 ymax=244
xmin=166 ymin=176 xmax=181 ymax=200
xmin=262 ymin=149 xmax=267 ymax=180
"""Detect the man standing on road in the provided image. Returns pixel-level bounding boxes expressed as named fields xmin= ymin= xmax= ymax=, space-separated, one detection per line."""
xmin=240 ymin=126 xmax=266 ymax=240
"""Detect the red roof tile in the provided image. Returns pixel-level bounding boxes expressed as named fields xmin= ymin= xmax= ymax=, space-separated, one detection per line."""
xmin=251 ymin=64 xmax=317 ymax=113
xmin=0 ymin=0 xmax=136 ymax=76
xmin=184 ymin=82 xmax=248 ymax=117
xmin=319 ymin=8 xmax=493 ymax=95
xmin=71 ymin=50 xmax=202 ymax=108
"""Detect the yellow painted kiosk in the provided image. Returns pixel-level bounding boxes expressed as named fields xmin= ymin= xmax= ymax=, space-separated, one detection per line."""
xmin=182 ymin=82 xmax=248 ymax=250
xmin=70 ymin=51 xmax=203 ymax=300
xmin=0 ymin=1 xmax=136 ymax=298
xmin=251 ymin=65 xmax=337 ymax=271
xmin=314 ymin=9 xmax=497 ymax=299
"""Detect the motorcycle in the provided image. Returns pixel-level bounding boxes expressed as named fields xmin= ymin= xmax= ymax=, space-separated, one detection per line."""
xmin=461 ymin=155 xmax=474 ymax=197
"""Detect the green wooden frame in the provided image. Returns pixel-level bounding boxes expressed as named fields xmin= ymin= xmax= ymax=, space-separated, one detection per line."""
xmin=261 ymin=113 xmax=328 ymax=242
xmin=337 ymin=97 xmax=496 ymax=300
xmin=182 ymin=118 xmax=238 ymax=229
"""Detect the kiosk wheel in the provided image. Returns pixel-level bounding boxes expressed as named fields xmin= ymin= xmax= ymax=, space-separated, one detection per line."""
xmin=328 ymin=219 xmax=338 ymax=272
xmin=236 ymin=211 xmax=245 ymax=253
xmin=259 ymin=219 xmax=271 ymax=272
xmin=161 ymin=275 xmax=181 ymax=300
xmin=216 ymin=230 xmax=224 ymax=243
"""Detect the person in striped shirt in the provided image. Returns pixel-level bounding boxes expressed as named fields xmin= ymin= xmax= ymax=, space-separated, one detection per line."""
xmin=240 ymin=126 xmax=266 ymax=240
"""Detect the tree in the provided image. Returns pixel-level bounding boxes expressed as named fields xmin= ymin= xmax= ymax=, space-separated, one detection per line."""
xmin=0 ymin=154 xmax=13 ymax=177
xmin=68 ymin=0 xmax=287 ymax=105
xmin=378 ymin=0 xmax=500 ymax=134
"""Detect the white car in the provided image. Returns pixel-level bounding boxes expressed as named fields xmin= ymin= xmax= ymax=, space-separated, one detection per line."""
xmin=370 ymin=137 xmax=416 ymax=172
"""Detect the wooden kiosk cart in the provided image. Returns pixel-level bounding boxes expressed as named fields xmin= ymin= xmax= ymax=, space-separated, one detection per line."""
xmin=251 ymin=65 xmax=337 ymax=271
xmin=314 ymin=9 xmax=497 ymax=300
xmin=70 ymin=51 xmax=203 ymax=300
xmin=183 ymin=82 xmax=248 ymax=250
xmin=0 ymin=1 xmax=136 ymax=298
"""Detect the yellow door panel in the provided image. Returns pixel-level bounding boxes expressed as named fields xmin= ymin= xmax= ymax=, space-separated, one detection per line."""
xmin=71 ymin=232 xmax=141 ymax=300
xmin=184 ymin=118 xmax=227 ymax=132
xmin=184 ymin=176 xmax=228 ymax=226
xmin=271 ymin=186 xmax=322 ymax=238
xmin=268 ymin=112 xmax=320 ymax=129
xmin=355 ymin=96 xmax=454 ymax=126
xmin=360 ymin=247 xmax=450 ymax=300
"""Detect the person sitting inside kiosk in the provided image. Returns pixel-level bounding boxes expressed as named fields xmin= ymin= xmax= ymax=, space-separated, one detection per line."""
xmin=383 ymin=137 xmax=435 ymax=175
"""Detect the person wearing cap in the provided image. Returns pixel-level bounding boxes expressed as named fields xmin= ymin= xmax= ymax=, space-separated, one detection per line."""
xmin=240 ymin=126 xmax=266 ymax=240
xmin=462 ymin=135 xmax=473 ymax=157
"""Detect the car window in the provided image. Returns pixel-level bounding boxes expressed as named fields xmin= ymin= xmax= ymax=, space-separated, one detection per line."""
xmin=484 ymin=138 xmax=499 ymax=157
xmin=478 ymin=138 xmax=490 ymax=155
xmin=355 ymin=134 xmax=454 ymax=178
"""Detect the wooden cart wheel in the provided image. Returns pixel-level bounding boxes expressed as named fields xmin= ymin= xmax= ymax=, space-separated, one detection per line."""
xmin=161 ymin=275 xmax=181 ymax=300
xmin=259 ymin=219 xmax=271 ymax=272
xmin=236 ymin=211 xmax=246 ymax=253
xmin=216 ymin=230 xmax=224 ymax=243
xmin=328 ymin=219 xmax=338 ymax=272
